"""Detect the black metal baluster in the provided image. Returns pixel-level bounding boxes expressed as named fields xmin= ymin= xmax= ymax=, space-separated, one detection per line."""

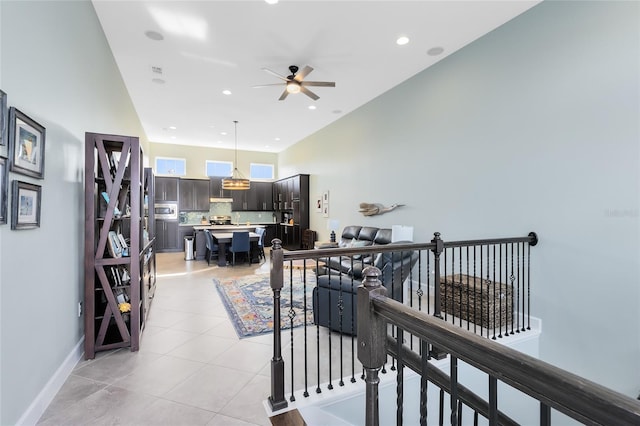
xmin=450 ymin=356 xmax=459 ymax=426
xmin=489 ymin=375 xmax=498 ymax=426
xmin=466 ymin=247 xmax=470 ymax=331
xmin=492 ymin=244 xmax=497 ymax=340
xmin=486 ymin=247 xmax=490 ymax=340
xmin=509 ymin=243 xmax=515 ymax=336
xmin=338 ymin=260 xmax=346 ymax=387
xmin=303 ymin=260 xmax=309 ymax=398
xmin=396 ymin=328 xmax=404 ymax=426
xmin=288 ymin=263 xmax=295 ymax=401
xmin=527 ymin=241 xmax=531 ymax=330
xmin=457 ymin=401 xmax=463 ymax=426
xmin=439 ymin=388 xmax=445 ymax=426
xmin=479 ymin=245 xmax=484 ymax=337
xmin=540 ymin=402 xmax=551 ymax=426
xmin=474 ymin=411 xmax=479 ymax=426
xmin=516 ymin=243 xmax=520 ymax=333
xmin=443 ymin=249 xmax=448 ymax=322
xmin=350 ymin=271 xmax=357 ymax=383
xmin=420 ymin=340 xmax=429 ymax=426
xmin=520 ymin=242 xmax=526 ymax=332
xmin=473 ymin=246 xmax=477 ymax=335
xmin=498 ymin=244 xmax=504 ymax=338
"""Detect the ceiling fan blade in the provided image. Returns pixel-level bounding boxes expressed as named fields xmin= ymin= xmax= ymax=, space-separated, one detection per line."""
xmin=252 ymin=83 xmax=286 ymax=88
xmin=294 ymin=65 xmax=313 ymax=82
xmin=301 ymin=81 xmax=335 ymax=87
xmin=300 ymin=85 xmax=319 ymax=101
xmin=262 ymin=67 xmax=289 ymax=81
xmin=278 ymin=89 xmax=289 ymax=101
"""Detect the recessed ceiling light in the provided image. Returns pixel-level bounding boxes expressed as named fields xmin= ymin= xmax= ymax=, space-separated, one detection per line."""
xmin=427 ymin=46 xmax=445 ymax=56
xmin=145 ymin=30 xmax=164 ymax=41
xmin=168 ymin=126 xmax=177 ymax=130
xmin=396 ymin=36 xmax=410 ymax=46
xmin=274 ymin=137 xmax=280 ymax=141
xmin=220 ymin=132 xmax=228 ymax=136
xmin=265 ymin=0 xmax=278 ymax=4
xmin=170 ymin=136 xmax=176 ymax=139
xmin=308 ymin=105 xmax=316 ymax=110
xmin=222 ymin=89 xmax=232 ymax=95
xmin=152 ymin=78 xmax=165 ymax=84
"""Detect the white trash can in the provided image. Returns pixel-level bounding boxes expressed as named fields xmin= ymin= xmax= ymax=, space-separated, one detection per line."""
xmin=184 ymin=236 xmax=194 ymax=261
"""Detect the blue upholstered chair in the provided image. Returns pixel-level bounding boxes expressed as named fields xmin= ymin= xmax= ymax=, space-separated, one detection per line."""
xmin=229 ymin=231 xmax=251 ymax=266
xmin=255 ymin=227 xmax=266 ymax=261
xmin=204 ymin=230 xmax=218 ymax=266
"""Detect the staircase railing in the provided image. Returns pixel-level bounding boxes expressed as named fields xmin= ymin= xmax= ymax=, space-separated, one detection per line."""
xmin=358 ymin=267 xmax=640 ymax=425
xmin=268 ymin=231 xmax=539 ymax=415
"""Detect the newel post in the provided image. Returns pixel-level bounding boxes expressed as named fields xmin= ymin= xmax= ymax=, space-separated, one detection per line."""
xmin=268 ymin=239 xmax=287 ymax=412
xmin=357 ymin=266 xmax=388 ymax=426
xmin=430 ymin=232 xmax=447 ymax=359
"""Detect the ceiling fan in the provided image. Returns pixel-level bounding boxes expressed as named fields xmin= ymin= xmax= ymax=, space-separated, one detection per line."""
xmin=254 ymin=65 xmax=335 ymax=101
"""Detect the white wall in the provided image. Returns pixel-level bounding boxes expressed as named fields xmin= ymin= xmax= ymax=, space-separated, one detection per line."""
xmin=0 ymin=1 xmax=146 ymax=424
xmin=280 ymin=1 xmax=640 ymax=397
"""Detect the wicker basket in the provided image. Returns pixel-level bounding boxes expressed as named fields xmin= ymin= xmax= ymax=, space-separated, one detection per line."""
xmin=439 ymin=274 xmax=513 ymax=329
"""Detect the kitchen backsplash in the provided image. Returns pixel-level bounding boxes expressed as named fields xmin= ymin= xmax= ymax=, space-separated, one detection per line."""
xmin=180 ymin=202 xmax=277 ymax=224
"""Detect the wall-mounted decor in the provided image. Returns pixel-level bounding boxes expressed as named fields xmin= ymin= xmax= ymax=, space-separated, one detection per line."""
xmin=0 ymin=90 xmax=7 ymax=146
xmin=315 ymin=195 xmax=322 ymax=213
xmin=0 ymin=157 xmax=7 ymax=224
xmin=11 ymin=180 xmax=41 ymax=230
xmin=322 ymin=190 xmax=329 ymax=218
xmin=8 ymin=107 xmax=46 ymax=179
xmin=358 ymin=202 xmax=404 ymax=216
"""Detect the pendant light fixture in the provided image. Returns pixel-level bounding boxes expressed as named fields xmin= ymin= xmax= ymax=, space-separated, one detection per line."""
xmin=222 ymin=120 xmax=250 ymax=190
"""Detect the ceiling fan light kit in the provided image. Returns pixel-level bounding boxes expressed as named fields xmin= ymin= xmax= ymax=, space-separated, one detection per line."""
xmin=254 ymin=64 xmax=335 ymax=101
xmin=221 ymin=120 xmax=251 ymax=191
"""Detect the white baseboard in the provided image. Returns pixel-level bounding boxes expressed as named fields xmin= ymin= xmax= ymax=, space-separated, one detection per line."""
xmin=17 ymin=337 xmax=84 ymax=426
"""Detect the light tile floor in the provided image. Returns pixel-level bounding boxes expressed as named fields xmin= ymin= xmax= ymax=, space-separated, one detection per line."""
xmin=38 ymin=251 xmax=277 ymax=426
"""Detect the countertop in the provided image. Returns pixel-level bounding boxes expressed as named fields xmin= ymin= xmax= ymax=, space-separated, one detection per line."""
xmin=189 ymin=224 xmax=272 ymax=230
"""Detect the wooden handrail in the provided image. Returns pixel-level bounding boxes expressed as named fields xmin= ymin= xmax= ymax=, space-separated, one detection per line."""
xmin=372 ymin=295 xmax=640 ymax=426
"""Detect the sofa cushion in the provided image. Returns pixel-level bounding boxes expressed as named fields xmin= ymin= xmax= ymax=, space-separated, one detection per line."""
xmin=373 ymin=228 xmax=392 ymax=245
xmin=339 ymin=226 xmax=362 ymax=247
xmin=358 ymin=227 xmax=379 ymax=243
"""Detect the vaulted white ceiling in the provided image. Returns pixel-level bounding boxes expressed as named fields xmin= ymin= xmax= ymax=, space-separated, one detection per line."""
xmin=92 ymin=0 xmax=540 ymax=153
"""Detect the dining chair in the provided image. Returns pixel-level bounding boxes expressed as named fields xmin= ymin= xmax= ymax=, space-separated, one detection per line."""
xmin=229 ymin=231 xmax=251 ymax=266
xmin=255 ymin=227 xmax=266 ymax=261
xmin=204 ymin=230 xmax=218 ymax=266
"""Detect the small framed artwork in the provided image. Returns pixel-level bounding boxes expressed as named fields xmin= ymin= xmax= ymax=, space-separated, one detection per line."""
xmin=0 ymin=157 xmax=7 ymax=224
xmin=323 ymin=203 xmax=329 ymax=218
xmin=0 ymin=90 xmax=7 ymax=146
xmin=8 ymin=107 xmax=46 ymax=179
xmin=11 ymin=180 xmax=41 ymax=230
xmin=322 ymin=190 xmax=329 ymax=204
xmin=315 ymin=196 xmax=322 ymax=213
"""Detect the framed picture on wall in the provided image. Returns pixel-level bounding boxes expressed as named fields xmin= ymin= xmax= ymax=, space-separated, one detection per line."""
xmin=0 ymin=157 xmax=7 ymax=224
xmin=11 ymin=180 xmax=41 ymax=230
xmin=315 ymin=195 xmax=322 ymax=213
xmin=8 ymin=107 xmax=46 ymax=179
xmin=0 ymin=90 xmax=7 ymax=147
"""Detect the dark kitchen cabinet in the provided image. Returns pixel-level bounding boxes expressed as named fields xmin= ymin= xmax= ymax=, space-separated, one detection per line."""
xmin=232 ymin=181 xmax=274 ymax=211
xmin=263 ymin=224 xmax=277 ymax=248
xmin=179 ymin=179 xmax=210 ymax=211
xmin=210 ymin=177 xmax=232 ymax=199
xmin=273 ymin=174 xmax=308 ymax=250
xmin=155 ymin=220 xmax=180 ymax=252
xmin=155 ymin=177 xmax=178 ymax=202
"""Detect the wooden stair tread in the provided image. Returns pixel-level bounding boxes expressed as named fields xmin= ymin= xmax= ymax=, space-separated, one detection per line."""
xmin=270 ymin=408 xmax=306 ymax=426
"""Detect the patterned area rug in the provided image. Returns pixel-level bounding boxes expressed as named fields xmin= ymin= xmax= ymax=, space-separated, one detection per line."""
xmin=214 ymin=273 xmax=316 ymax=339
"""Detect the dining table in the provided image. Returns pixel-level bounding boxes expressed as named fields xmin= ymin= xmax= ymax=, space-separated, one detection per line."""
xmin=210 ymin=231 xmax=261 ymax=267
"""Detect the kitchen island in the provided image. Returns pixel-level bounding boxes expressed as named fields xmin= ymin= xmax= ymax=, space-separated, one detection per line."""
xmin=186 ymin=224 xmax=275 ymax=263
